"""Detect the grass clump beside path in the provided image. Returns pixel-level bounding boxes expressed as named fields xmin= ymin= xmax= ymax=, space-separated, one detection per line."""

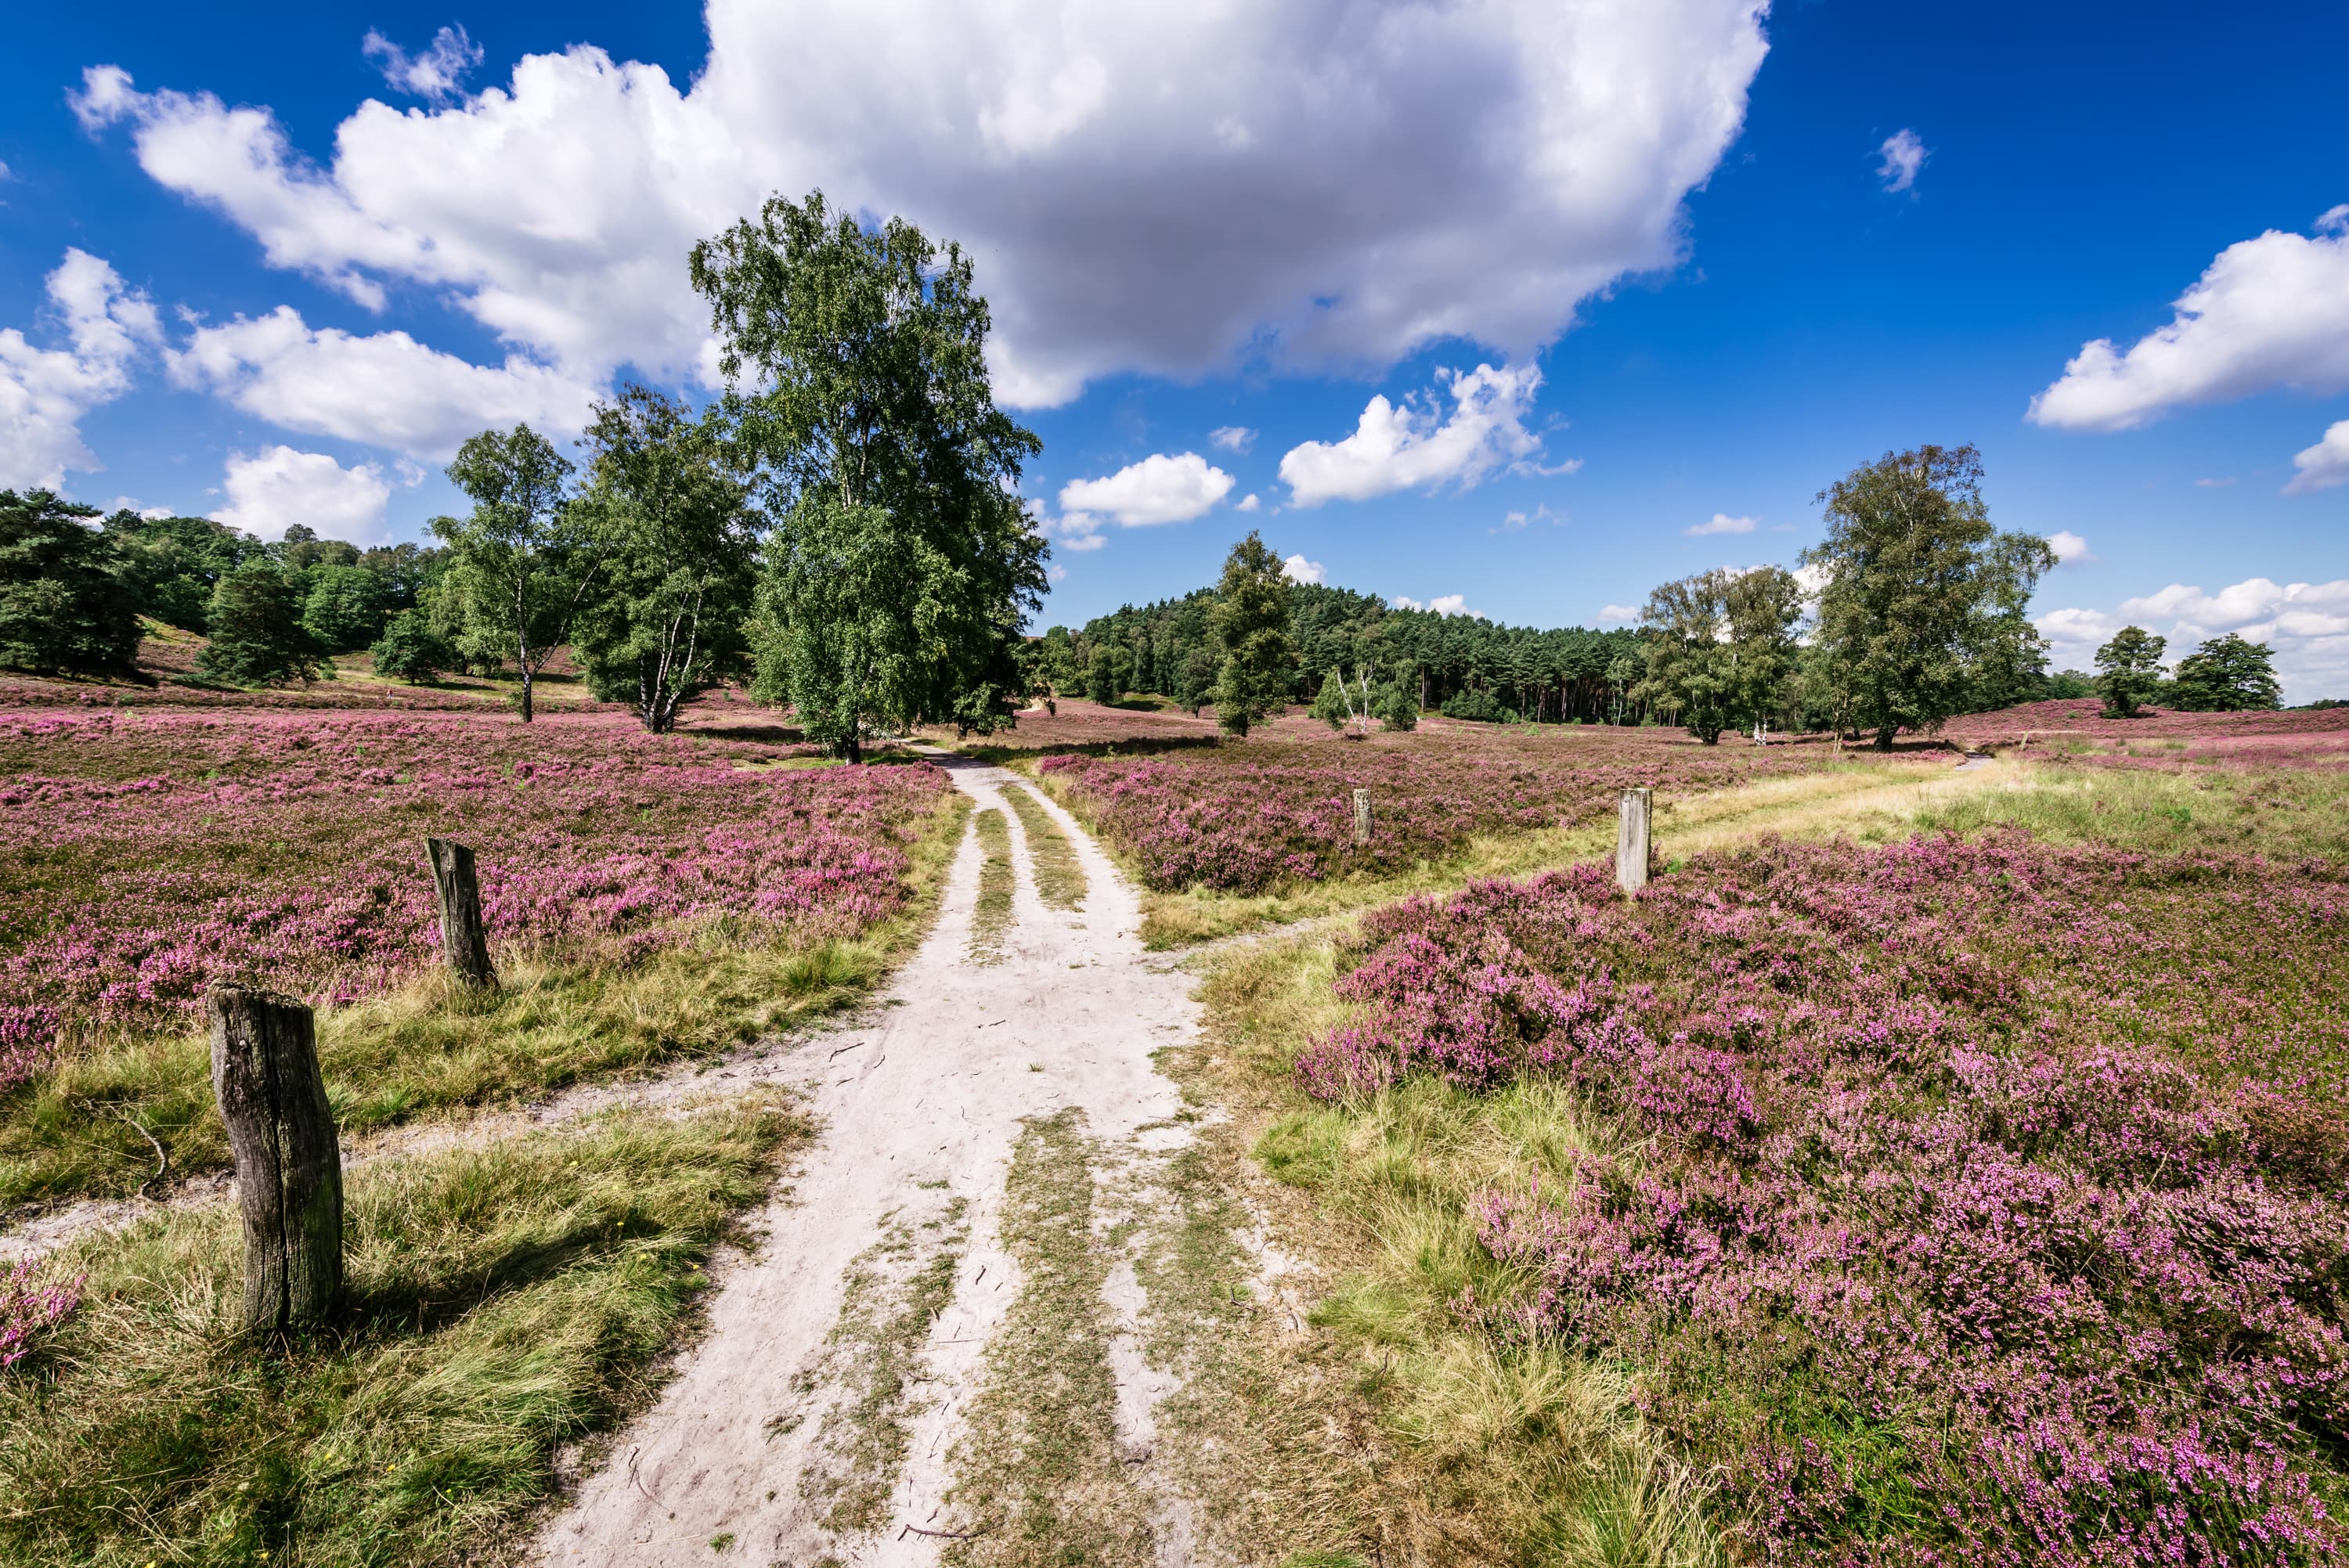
xmin=0 ymin=1094 xmax=807 ymax=1568
xmin=944 ymin=1110 xmax=1149 ymax=1566
xmin=969 ymin=808 xmax=1015 ymax=964
xmin=1003 ymin=783 xmax=1087 ymax=910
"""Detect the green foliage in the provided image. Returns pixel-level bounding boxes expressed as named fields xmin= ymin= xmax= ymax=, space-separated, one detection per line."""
xmin=197 ymin=565 xmax=322 ymax=685
xmin=1802 ymin=445 xmax=2055 ymax=746
xmin=366 ymin=610 xmax=458 ymax=684
xmin=432 ymin=423 xmax=590 ymax=722
xmin=1440 ymin=686 xmax=1508 ymax=723
xmin=695 ymin=189 xmax=1045 ymax=759
xmin=1084 ymin=641 xmax=1131 ymax=705
xmin=0 ymin=490 xmax=143 ymax=677
xmin=1312 ymin=669 xmax=1351 ymax=730
xmin=1376 ymin=679 xmax=1419 ymax=731
xmin=2168 ymin=632 xmax=2281 ymax=712
xmin=2037 ymin=669 xmax=2094 ymax=700
xmin=2094 ymin=624 xmax=2168 ymax=718
xmin=571 ymin=387 xmax=758 ymax=734
xmin=1178 ymin=643 xmax=1218 ymax=716
xmin=103 ymin=510 xmax=265 ymax=633
xmin=1209 ymin=532 xmax=1295 ymax=737
xmin=301 ymin=563 xmax=390 ymax=652
xmin=1633 ymin=566 xmax=1802 ymax=745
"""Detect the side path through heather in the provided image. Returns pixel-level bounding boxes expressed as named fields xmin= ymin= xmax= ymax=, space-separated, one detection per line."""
xmin=532 ymin=756 xmax=1205 ymax=1565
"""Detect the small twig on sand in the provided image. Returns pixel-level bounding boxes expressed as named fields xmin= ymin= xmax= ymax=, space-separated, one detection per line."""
xmin=899 ymin=1523 xmax=982 ymax=1541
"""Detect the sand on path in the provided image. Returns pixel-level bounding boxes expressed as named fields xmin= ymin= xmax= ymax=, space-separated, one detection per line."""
xmin=531 ymin=755 xmax=1203 ymax=1566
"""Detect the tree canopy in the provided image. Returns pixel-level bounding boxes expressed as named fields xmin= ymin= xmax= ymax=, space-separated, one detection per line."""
xmin=693 ymin=189 xmax=1046 ymax=759
xmin=1803 ymin=444 xmax=2055 ymax=747
xmin=1208 ymin=532 xmax=1295 ymax=737
xmin=0 ymin=490 xmax=144 ymax=679
xmin=2169 ymin=633 xmax=2281 ymax=712
xmin=432 ymin=423 xmax=595 ymax=723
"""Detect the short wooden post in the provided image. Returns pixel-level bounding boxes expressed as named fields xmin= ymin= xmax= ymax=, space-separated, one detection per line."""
xmin=208 ymin=986 xmax=342 ymax=1336
xmin=424 ymin=838 xmax=496 ymax=989
xmin=1351 ymin=788 xmax=1373 ymax=846
xmin=1616 ymin=788 xmax=1652 ymax=896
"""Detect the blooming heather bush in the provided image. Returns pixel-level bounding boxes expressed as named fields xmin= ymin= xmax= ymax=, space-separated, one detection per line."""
xmin=0 ymin=708 xmax=947 ymax=1088
xmin=1042 ymin=726 xmax=1835 ymax=893
xmin=1298 ymin=833 xmax=2349 ymax=1564
xmin=0 ymin=1260 xmax=83 ymax=1369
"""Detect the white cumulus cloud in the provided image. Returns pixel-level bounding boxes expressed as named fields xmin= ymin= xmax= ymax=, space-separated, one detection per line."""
xmin=362 ymin=25 xmax=485 ymax=103
xmin=1687 ymin=512 xmax=1755 ymax=536
xmin=0 ymin=249 xmax=159 ymax=490
xmin=1390 ymin=592 xmax=1480 ymax=618
xmin=1875 ymin=129 xmax=1928 ymax=194
xmin=1281 ymin=553 xmax=1326 ymax=585
xmin=71 ymin=0 xmax=1770 ymax=410
xmin=2038 ymin=575 xmax=2349 ymax=697
xmin=1598 ymin=603 xmax=1640 ymax=622
xmin=168 ymin=307 xmax=598 ymax=460
xmin=2028 ymin=207 xmax=2349 ymax=432
xmin=2045 ymin=530 xmax=2094 ymax=564
xmin=1208 ymin=425 xmax=1255 ymax=454
xmin=1057 ymin=451 xmax=1234 ymax=527
xmin=211 ymin=445 xmax=405 ymax=544
xmin=2287 ymin=419 xmax=2349 ymax=495
xmin=1235 ymin=492 xmax=1261 ymax=513
xmin=1279 ymin=362 xmax=1561 ymax=507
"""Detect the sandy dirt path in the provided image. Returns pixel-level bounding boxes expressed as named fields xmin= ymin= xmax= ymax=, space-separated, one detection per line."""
xmin=531 ymin=756 xmax=1203 ymax=1566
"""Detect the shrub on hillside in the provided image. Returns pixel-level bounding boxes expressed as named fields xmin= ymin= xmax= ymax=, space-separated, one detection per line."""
xmin=1439 ymin=687 xmax=1510 ymax=723
xmin=368 ymin=611 xmax=459 ymax=683
xmin=197 ymin=567 xmax=323 ymax=687
xmin=0 ymin=490 xmax=143 ymax=679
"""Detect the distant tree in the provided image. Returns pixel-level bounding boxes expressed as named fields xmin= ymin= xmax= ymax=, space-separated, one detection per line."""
xmin=2094 ymin=625 xmax=2167 ymax=718
xmin=1208 ymin=532 xmax=1294 ymax=737
xmin=2038 ymin=669 xmax=2095 ymax=700
xmin=198 ymin=566 xmax=320 ymax=685
xmin=2168 ymin=633 xmax=2281 ymax=712
xmin=1085 ymin=643 xmax=1130 ymax=706
xmin=0 ymin=490 xmax=144 ymax=678
xmin=301 ymin=563 xmax=389 ymax=652
xmin=274 ymin=524 xmax=360 ymax=574
xmin=571 ymin=387 xmax=759 ymax=734
xmin=1177 ymin=644 xmax=1218 ymax=716
xmin=1965 ymin=532 xmax=2059 ymax=711
xmin=357 ymin=542 xmax=446 ymax=612
xmin=1376 ymin=679 xmax=1418 ymax=731
xmin=103 ymin=510 xmax=262 ymax=633
xmin=433 ymin=423 xmax=594 ymax=723
xmin=368 ymin=609 xmax=458 ymax=683
xmin=696 ymin=189 xmax=1045 ymax=760
xmin=1605 ymin=651 xmax=1640 ymax=726
xmin=1633 ymin=566 xmax=1802 ymax=744
xmin=1311 ymin=669 xmax=1351 ymax=730
xmin=1803 ymin=444 xmax=2054 ymax=748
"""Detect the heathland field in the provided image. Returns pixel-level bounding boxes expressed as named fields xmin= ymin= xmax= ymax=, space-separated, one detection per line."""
xmin=5 ymin=677 xmax=2349 ymax=1567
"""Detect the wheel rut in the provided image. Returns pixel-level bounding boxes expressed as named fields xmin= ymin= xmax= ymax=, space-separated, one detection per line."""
xmin=533 ymin=758 xmax=1207 ymax=1566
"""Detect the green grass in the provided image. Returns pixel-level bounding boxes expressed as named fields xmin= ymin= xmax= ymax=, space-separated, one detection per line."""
xmin=969 ymin=808 xmax=1014 ymax=964
xmin=0 ymin=1094 xmax=807 ymax=1568
xmin=1911 ymin=760 xmax=2349 ymax=859
xmin=0 ymin=791 xmax=968 ymax=1210
xmin=1003 ymin=784 xmax=1087 ymax=911
xmin=799 ymin=1196 xmax=970 ymax=1535
xmin=944 ymin=1110 xmax=1149 ymax=1567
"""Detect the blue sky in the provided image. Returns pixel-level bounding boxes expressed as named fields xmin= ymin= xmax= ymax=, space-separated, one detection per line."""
xmin=5 ymin=0 xmax=2347 ymax=693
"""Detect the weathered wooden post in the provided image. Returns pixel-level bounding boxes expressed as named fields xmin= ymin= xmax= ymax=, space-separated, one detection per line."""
xmin=208 ymin=986 xmax=342 ymax=1336
xmin=1616 ymin=788 xmax=1652 ymax=896
xmin=1351 ymin=788 xmax=1373 ymax=847
xmin=424 ymin=837 xmax=496 ymax=989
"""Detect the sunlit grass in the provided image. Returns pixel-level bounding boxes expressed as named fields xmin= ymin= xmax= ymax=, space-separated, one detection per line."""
xmin=0 ymin=1094 xmax=808 ymax=1568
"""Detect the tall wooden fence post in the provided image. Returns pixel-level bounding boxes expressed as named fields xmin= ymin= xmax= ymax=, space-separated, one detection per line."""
xmin=1351 ymin=788 xmax=1373 ymax=847
xmin=424 ymin=837 xmax=496 ymax=990
xmin=1616 ymin=788 xmax=1653 ymax=896
xmin=208 ymin=986 xmax=342 ymax=1336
